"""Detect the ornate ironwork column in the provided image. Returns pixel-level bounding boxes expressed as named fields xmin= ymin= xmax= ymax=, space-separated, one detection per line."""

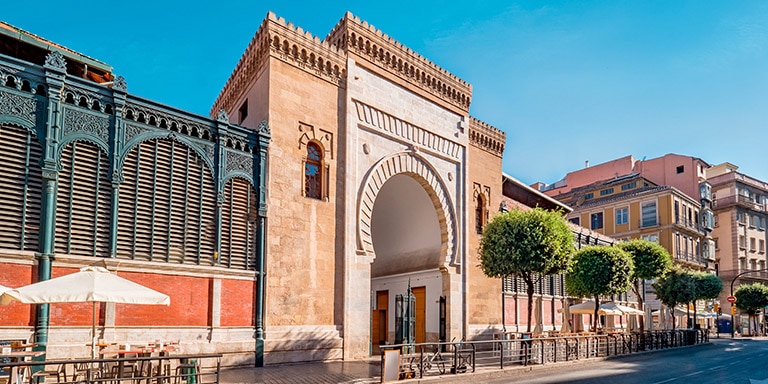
xmin=255 ymin=120 xmax=270 ymax=367
xmin=109 ymin=76 xmax=127 ymax=257
xmin=35 ymin=51 xmax=68 ymax=350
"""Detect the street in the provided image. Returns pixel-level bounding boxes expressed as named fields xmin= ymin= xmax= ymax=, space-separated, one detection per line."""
xmin=480 ymin=338 xmax=768 ymax=384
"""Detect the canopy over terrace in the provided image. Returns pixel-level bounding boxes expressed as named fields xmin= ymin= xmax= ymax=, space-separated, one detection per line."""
xmin=0 ymin=267 xmax=170 ymax=357
xmin=559 ymin=301 xmax=643 ymax=316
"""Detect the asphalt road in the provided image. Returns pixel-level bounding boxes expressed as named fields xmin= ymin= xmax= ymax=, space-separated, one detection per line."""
xmin=481 ymin=338 xmax=768 ymax=384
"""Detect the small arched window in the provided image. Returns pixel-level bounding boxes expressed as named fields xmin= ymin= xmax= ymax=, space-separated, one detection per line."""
xmin=475 ymin=194 xmax=486 ymax=234
xmin=304 ymin=142 xmax=323 ymax=200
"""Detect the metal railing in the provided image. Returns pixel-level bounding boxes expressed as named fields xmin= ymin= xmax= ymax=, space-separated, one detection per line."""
xmin=0 ymin=353 xmax=222 ymax=384
xmin=382 ymin=329 xmax=708 ymax=380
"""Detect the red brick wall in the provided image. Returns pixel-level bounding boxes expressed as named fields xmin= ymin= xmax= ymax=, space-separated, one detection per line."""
xmin=0 ymin=263 xmax=35 ymax=326
xmin=2 ymin=265 xmax=254 ymax=328
xmin=220 ymin=279 xmax=254 ymax=327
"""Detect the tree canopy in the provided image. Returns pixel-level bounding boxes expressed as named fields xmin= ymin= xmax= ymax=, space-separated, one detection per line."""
xmin=652 ymin=266 xmax=696 ymax=329
xmin=617 ymin=239 xmax=671 ymax=281
xmin=565 ymin=245 xmax=634 ymax=330
xmin=479 ymin=207 xmax=575 ymax=333
xmin=617 ymin=239 xmax=672 ymax=331
xmin=734 ymin=282 xmax=768 ymax=316
xmin=691 ymin=271 xmax=723 ymax=301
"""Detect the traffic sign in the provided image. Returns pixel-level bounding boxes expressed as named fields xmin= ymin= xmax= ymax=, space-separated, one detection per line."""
xmin=727 ymin=296 xmax=736 ymax=303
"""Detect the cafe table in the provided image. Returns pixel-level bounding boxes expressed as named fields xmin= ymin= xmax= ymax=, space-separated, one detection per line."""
xmin=1 ymin=350 xmax=45 ymax=384
xmin=100 ymin=346 xmax=176 ymax=381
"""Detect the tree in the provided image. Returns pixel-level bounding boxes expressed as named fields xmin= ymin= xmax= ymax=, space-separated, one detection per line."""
xmin=734 ymin=283 xmax=768 ymax=335
xmin=617 ymin=239 xmax=672 ymax=331
xmin=479 ymin=207 xmax=575 ymax=333
xmin=690 ymin=271 xmax=723 ymax=326
xmin=565 ymin=246 xmax=634 ymax=331
xmin=652 ymin=266 xmax=695 ymax=330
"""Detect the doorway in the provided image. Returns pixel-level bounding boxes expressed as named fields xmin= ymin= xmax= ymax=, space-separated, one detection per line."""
xmin=372 ymin=290 xmax=388 ymax=354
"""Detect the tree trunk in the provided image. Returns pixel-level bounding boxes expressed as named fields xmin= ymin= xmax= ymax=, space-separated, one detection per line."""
xmin=633 ymin=279 xmax=645 ymax=332
xmin=692 ymin=301 xmax=697 ymax=329
xmin=671 ymin=307 xmax=676 ymax=330
xmin=526 ymin=277 xmax=534 ymax=334
xmin=593 ymin=296 xmax=600 ymax=332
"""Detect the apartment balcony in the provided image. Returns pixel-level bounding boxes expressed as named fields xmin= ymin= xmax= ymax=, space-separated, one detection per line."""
xmin=674 ymin=214 xmax=706 ymax=234
xmin=674 ymin=251 xmax=707 ymax=267
xmin=714 ymin=195 xmax=767 ymax=213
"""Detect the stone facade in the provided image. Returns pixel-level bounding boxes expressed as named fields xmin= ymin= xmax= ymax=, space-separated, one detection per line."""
xmin=212 ymin=12 xmax=508 ymax=364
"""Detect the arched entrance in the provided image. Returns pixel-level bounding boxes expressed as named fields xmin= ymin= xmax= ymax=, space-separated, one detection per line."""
xmin=361 ymin=152 xmax=456 ymax=353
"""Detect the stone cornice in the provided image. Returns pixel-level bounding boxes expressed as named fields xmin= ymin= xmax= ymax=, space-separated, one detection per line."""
xmin=469 ymin=117 xmax=505 ymax=157
xmin=325 ymin=12 xmax=472 ymax=113
xmin=353 ymin=99 xmax=462 ymax=160
xmin=211 ymin=12 xmax=347 ymax=118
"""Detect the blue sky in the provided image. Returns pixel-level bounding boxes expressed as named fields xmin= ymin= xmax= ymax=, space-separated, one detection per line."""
xmin=4 ymin=1 xmax=767 ymax=186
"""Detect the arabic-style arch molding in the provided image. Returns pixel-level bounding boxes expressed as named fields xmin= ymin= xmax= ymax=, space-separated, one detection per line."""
xmin=357 ymin=151 xmax=457 ymax=266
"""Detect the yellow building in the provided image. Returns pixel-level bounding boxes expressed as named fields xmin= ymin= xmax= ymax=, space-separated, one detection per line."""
xmin=548 ymin=174 xmax=713 ymax=273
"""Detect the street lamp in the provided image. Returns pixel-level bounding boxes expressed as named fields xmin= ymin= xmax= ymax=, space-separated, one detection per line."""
xmin=729 ymin=268 xmax=768 ymax=338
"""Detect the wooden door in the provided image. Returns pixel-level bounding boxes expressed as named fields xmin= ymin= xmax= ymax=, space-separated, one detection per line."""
xmin=412 ymin=286 xmax=426 ymax=344
xmin=372 ymin=291 xmax=388 ymax=347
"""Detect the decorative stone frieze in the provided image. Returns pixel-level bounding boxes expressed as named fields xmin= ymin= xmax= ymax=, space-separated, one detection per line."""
xmin=0 ymin=90 xmax=37 ymax=126
xmin=326 ymin=12 xmax=472 ymax=113
xmin=353 ymin=100 xmax=461 ymax=160
xmin=62 ymin=107 xmax=110 ymax=143
xmin=469 ymin=117 xmax=505 ymax=157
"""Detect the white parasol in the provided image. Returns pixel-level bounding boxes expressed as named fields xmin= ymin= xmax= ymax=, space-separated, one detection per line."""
xmin=0 ymin=266 xmax=170 ymax=357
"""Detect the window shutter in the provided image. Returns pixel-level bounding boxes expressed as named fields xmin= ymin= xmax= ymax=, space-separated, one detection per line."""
xmin=221 ymin=177 xmax=257 ymax=270
xmin=117 ymin=139 xmax=216 ymax=265
xmin=0 ymin=125 xmax=42 ymax=251
xmin=55 ymin=141 xmax=111 ymax=257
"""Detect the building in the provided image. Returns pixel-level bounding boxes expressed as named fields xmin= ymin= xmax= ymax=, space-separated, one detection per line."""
xmin=706 ymin=163 xmax=768 ymax=329
xmin=543 ymin=174 xmax=713 ymax=273
xmin=0 ymin=20 xmax=268 ymax=365
xmin=0 ymin=11 xmax=579 ymax=366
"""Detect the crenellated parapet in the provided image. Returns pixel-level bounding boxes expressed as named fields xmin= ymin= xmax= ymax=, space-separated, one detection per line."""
xmin=325 ymin=12 xmax=472 ymax=113
xmin=211 ymin=12 xmax=347 ymax=117
xmin=469 ymin=117 xmax=505 ymax=157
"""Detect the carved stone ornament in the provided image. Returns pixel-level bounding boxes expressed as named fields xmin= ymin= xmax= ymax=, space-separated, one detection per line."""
xmin=217 ymin=109 xmax=229 ymax=122
xmin=258 ymin=120 xmax=270 ymax=136
xmin=0 ymin=90 xmax=36 ymax=125
xmin=44 ymin=51 xmax=67 ymax=71
xmin=63 ymin=108 xmax=109 ymax=143
xmin=113 ymin=76 xmax=127 ymax=91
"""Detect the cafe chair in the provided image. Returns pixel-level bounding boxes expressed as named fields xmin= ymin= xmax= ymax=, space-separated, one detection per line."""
xmin=173 ymin=360 xmax=199 ymax=384
xmin=108 ymin=362 xmax=137 ymax=384
xmin=72 ymin=362 xmax=101 ymax=382
xmin=134 ymin=359 xmax=155 ymax=384
xmin=28 ymin=364 xmax=66 ymax=383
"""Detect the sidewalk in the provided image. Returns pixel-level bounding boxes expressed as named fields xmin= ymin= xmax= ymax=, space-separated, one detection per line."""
xmin=219 ymin=358 xmax=382 ymax=384
xmin=219 ymin=337 xmax=725 ymax=384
